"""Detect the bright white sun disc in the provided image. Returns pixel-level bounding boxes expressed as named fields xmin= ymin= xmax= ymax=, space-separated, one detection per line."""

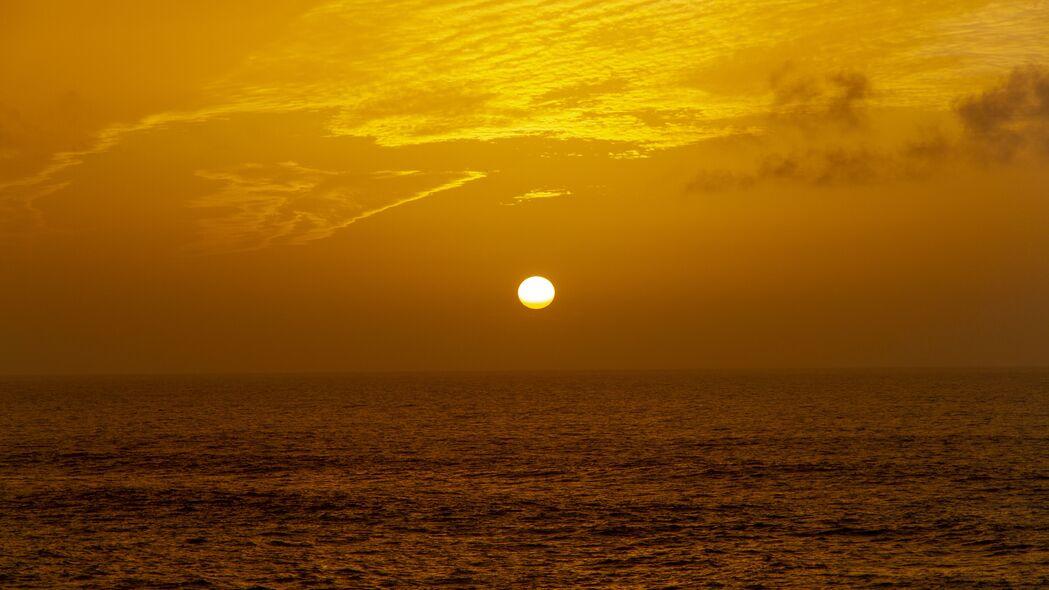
xmin=518 ymin=276 xmax=555 ymax=309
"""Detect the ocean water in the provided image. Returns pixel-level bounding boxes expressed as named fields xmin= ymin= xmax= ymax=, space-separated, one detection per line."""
xmin=1 ymin=370 xmax=1047 ymax=588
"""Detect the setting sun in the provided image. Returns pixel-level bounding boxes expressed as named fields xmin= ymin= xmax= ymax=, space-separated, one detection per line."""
xmin=518 ymin=276 xmax=555 ymax=309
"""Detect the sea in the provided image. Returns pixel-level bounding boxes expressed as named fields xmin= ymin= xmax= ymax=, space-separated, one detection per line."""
xmin=1 ymin=370 xmax=1047 ymax=588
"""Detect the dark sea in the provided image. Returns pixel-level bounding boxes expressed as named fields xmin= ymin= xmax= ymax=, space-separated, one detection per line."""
xmin=1 ymin=370 xmax=1047 ymax=588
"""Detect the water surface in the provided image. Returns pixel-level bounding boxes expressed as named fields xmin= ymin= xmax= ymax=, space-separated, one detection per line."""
xmin=1 ymin=370 xmax=1047 ymax=587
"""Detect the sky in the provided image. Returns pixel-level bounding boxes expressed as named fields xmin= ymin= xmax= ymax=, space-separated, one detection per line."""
xmin=1 ymin=0 xmax=1048 ymax=374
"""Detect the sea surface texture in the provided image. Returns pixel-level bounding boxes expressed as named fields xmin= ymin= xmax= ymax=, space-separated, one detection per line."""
xmin=1 ymin=371 xmax=1047 ymax=588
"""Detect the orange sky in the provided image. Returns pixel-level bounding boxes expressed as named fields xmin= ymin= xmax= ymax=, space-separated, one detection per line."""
xmin=2 ymin=0 xmax=1048 ymax=374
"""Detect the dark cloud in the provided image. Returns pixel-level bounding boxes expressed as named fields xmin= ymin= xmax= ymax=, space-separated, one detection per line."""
xmin=685 ymin=169 xmax=754 ymax=193
xmin=769 ymin=64 xmax=872 ymax=126
xmin=684 ymin=131 xmax=963 ymax=193
xmin=957 ymin=64 xmax=1049 ymax=160
xmin=687 ymin=65 xmax=1049 ymax=194
xmin=826 ymin=71 xmax=871 ymax=125
xmin=769 ymin=66 xmax=822 ymax=106
xmin=689 ymin=65 xmax=881 ymax=193
xmin=686 ymin=148 xmax=909 ymax=193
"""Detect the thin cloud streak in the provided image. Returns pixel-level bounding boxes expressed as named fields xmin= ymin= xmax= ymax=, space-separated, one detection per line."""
xmin=187 ymin=163 xmax=485 ymax=253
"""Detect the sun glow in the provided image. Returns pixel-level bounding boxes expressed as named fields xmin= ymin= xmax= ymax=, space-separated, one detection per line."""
xmin=518 ymin=276 xmax=555 ymax=310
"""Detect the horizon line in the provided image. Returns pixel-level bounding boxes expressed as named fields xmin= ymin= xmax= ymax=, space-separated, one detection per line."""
xmin=3 ymin=365 xmax=1049 ymax=379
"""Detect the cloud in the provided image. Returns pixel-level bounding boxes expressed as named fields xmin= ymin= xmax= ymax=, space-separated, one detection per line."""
xmin=826 ymin=71 xmax=872 ymax=125
xmin=0 ymin=105 xmax=239 ymax=237
xmin=504 ymin=188 xmax=571 ymax=206
xmin=685 ymin=169 xmax=755 ymax=193
xmin=328 ymin=82 xmax=501 ymax=143
xmin=687 ymin=64 xmax=921 ymax=193
xmin=769 ymin=64 xmax=872 ymax=127
xmin=5 ymin=1 xmax=1047 ymax=244
xmin=533 ymin=77 xmax=630 ymax=109
xmin=687 ymin=64 xmax=1049 ymax=194
xmin=957 ymin=64 xmax=1049 ymax=160
xmin=187 ymin=162 xmax=483 ymax=253
xmin=686 ymin=146 xmax=942 ymax=193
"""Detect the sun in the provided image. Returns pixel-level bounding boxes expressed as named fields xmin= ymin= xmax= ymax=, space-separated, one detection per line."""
xmin=518 ymin=276 xmax=555 ymax=309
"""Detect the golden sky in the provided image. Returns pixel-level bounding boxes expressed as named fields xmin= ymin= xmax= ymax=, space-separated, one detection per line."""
xmin=2 ymin=0 xmax=1048 ymax=373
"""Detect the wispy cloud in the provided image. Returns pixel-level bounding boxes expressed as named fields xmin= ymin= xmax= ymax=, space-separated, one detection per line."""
xmin=215 ymin=0 xmax=1029 ymax=149
xmin=504 ymin=188 xmax=571 ymax=206
xmin=0 ymin=104 xmax=256 ymax=236
xmin=187 ymin=162 xmax=484 ymax=253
